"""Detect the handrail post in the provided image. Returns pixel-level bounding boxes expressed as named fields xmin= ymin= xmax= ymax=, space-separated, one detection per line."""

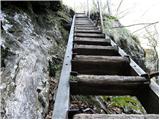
xmin=97 ymin=0 xmax=104 ymax=33
xmin=87 ymin=0 xmax=90 ymax=19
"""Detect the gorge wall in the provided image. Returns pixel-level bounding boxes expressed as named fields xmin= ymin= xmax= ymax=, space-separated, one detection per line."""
xmin=0 ymin=1 xmax=73 ymax=119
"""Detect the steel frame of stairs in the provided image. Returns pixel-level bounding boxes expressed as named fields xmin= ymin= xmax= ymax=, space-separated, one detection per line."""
xmin=52 ymin=13 xmax=159 ymax=119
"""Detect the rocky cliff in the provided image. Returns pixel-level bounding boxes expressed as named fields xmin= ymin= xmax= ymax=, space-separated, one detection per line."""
xmin=0 ymin=1 xmax=73 ymax=119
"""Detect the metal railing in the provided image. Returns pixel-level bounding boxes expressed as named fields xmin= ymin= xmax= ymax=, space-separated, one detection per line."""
xmin=52 ymin=15 xmax=75 ymax=119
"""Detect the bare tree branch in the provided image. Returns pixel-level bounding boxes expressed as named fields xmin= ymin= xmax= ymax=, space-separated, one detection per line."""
xmin=118 ymin=8 xmax=130 ymax=16
xmin=118 ymin=11 xmax=130 ymax=19
xmin=116 ymin=0 xmax=124 ymax=17
xmin=132 ymin=22 xmax=158 ymax=34
xmin=112 ymin=21 xmax=159 ymax=28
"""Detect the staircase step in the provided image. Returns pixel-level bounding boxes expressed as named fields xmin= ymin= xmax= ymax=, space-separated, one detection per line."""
xmin=73 ymin=45 xmax=118 ymax=56
xmin=75 ymin=21 xmax=92 ymax=24
xmin=73 ymin=114 xmax=159 ymax=119
xmin=74 ymin=37 xmax=110 ymax=46
xmin=75 ymin=19 xmax=92 ymax=23
xmin=75 ymin=29 xmax=101 ymax=33
xmin=74 ymin=33 xmax=105 ymax=38
xmin=75 ymin=14 xmax=87 ymax=18
xmin=76 ymin=16 xmax=88 ymax=18
xmin=70 ymin=75 xmax=149 ymax=95
xmin=72 ymin=55 xmax=130 ymax=75
xmin=76 ymin=18 xmax=89 ymax=20
xmin=76 ymin=26 xmax=99 ymax=30
xmin=73 ymin=75 xmax=148 ymax=85
xmin=75 ymin=24 xmax=95 ymax=27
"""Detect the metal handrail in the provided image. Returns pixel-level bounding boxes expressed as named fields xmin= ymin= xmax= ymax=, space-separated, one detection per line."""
xmin=97 ymin=0 xmax=104 ymax=33
xmin=52 ymin=15 xmax=75 ymax=119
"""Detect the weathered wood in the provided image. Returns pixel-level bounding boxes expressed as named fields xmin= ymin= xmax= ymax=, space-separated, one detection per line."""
xmin=73 ymin=55 xmax=129 ymax=63
xmin=75 ymin=29 xmax=101 ymax=33
xmin=75 ymin=23 xmax=93 ymax=25
xmin=75 ymin=14 xmax=87 ymax=18
xmin=52 ymin=15 xmax=76 ymax=119
xmin=72 ymin=55 xmax=130 ymax=75
xmin=75 ymin=24 xmax=95 ymax=27
xmin=73 ymin=114 xmax=159 ymax=119
xmin=76 ymin=75 xmax=148 ymax=86
xmin=75 ymin=20 xmax=92 ymax=24
xmin=74 ymin=37 xmax=110 ymax=46
xmin=76 ymin=26 xmax=99 ymax=30
xmin=70 ymin=81 xmax=147 ymax=95
xmin=73 ymin=44 xmax=119 ymax=56
xmin=76 ymin=18 xmax=89 ymax=20
xmin=76 ymin=20 xmax=90 ymax=22
xmin=74 ymin=33 xmax=105 ymax=38
xmin=70 ymin=75 xmax=149 ymax=95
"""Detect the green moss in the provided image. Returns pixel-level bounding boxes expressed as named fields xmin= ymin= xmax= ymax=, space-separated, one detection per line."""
xmin=102 ymin=96 xmax=146 ymax=113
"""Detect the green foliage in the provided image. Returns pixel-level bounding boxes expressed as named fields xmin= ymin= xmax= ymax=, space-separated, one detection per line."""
xmin=57 ymin=11 xmax=70 ymax=22
xmin=107 ymin=15 xmax=118 ymax=20
xmin=70 ymin=75 xmax=77 ymax=81
xmin=131 ymin=35 xmax=140 ymax=44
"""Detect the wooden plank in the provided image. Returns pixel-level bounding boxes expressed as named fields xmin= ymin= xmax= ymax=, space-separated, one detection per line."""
xmin=72 ymin=55 xmax=130 ymax=75
xmin=73 ymin=55 xmax=129 ymax=62
xmin=76 ymin=26 xmax=99 ymax=30
xmin=70 ymin=81 xmax=147 ymax=95
xmin=75 ymin=23 xmax=93 ymax=25
xmin=76 ymin=75 xmax=148 ymax=85
xmin=75 ymin=29 xmax=101 ymax=33
xmin=74 ymin=37 xmax=110 ymax=46
xmin=74 ymin=33 xmax=105 ymax=38
xmin=75 ymin=14 xmax=87 ymax=18
xmin=52 ymin=15 xmax=75 ymax=119
xmin=75 ymin=24 xmax=95 ymax=27
xmin=73 ymin=45 xmax=119 ymax=56
xmin=73 ymin=114 xmax=159 ymax=119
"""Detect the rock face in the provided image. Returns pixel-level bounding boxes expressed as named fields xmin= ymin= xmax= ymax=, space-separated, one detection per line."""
xmin=0 ymin=1 xmax=72 ymax=119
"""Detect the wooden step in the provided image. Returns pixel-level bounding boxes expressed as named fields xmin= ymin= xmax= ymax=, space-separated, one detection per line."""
xmin=74 ymin=37 xmax=110 ymax=46
xmin=75 ymin=21 xmax=92 ymax=24
xmin=74 ymin=33 xmax=105 ymax=38
xmin=75 ymin=14 xmax=87 ymax=18
xmin=75 ymin=21 xmax=91 ymax=23
xmin=73 ymin=45 xmax=119 ymax=56
xmin=73 ymin=75 xmax=148 ymax=85
xmin=70 ymin=75 xmax=149 ymax=95
xmin=76 ymin=18 xmax=89 ymax=20
xmin=76 ymin=16 xmax=88 ymax=18
xmin=73 ymin=114 xmax=159 ymax=119
xmin=76 ymin=26 xmax=99 ymax=30
xmin=75 ymin=29 xmax=101 ymax=33
xmin=75 ymin=24 xmax=95 ymax=27
xmin=71 ymin=55 xmax=130 ymax=75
